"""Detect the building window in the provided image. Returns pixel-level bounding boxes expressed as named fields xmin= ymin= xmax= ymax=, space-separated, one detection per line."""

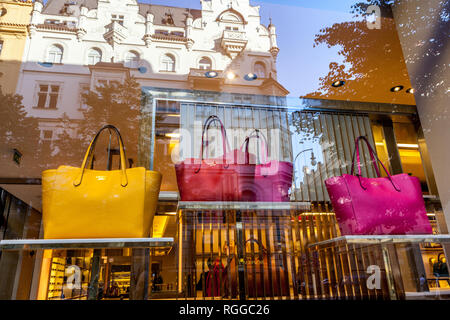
xmin=87 ymin=48 xmax=102 ymax=65
xmin=111 ymin=14 xmax=124 ymax=26
xmin=254 ymin=62 xmax=266 ymax=78
xmin=46 ymin=45 xmax=63 ymax=64
xmin=161 ymin=54 xmax=175 ymax=72
xmin=125 ymin=51 xmax=139 ymax=68
xmin=37 ymin=84 xmax=60 ymax=109
xmin=155 ymin=30 xmax=169 ymax=35
xmin=79 ymin=84 xmax=90 ymax=109
xmin=42 ymin=130 xmax=53 ymax=141
xmin=0 ymin=40 xmax=3 ymax=56
xmin=198 ymin=57 xmax=212 ymax=70
xmin=171 ymin=31 xmax=184 ymax=37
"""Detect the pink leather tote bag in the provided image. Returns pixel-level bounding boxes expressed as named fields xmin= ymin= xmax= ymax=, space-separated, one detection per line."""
xmin=239 ymin=130 xmax=293 ymax=202
xmin=325 ymin=136 xmax=432 ymax=235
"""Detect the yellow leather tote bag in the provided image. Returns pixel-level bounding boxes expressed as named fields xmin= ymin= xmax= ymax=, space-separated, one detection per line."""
xmin=42 ymin=125 xmax=162 ymax=239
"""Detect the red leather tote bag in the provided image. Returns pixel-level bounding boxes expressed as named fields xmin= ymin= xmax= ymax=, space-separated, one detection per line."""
xmin=175 ymin=115 xmax=255 ymax=201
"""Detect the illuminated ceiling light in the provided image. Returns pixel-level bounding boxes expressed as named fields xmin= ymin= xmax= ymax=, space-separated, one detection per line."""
xmin=205 ymin=71 xmax=218 ymax=78
xmin=244 ymin=73 xmax=258 ymax=81
xmin=397 ymin=143 xmax=419 ymax=149
xmin=166 ymin=212 xmax=177 ymax=215
xmin=165 ymin=133 xmax=180 ymax=139
xmin=406 ymin=88 xmax=415 ymax=94
xmin=166 ymin=114 xmax=180 ymax=117
xmin=331 ymin=80 xmax=345 ymax=88
xmin=226 ymin=72 xmax=237 ymax=80
xmin=390 ymin=85 xmax=404 ymax=92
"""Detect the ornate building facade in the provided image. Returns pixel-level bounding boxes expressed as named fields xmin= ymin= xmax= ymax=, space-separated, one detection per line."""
xmin=0 ymin=0 xmax=33 ymax=94
xmin=17 ymin=0 xmax=288 ymax=140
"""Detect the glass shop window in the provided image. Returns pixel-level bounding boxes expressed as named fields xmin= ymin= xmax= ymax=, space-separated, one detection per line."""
xmin=154 ymin=100 xmax=180 ymax=192
xmin=0 ymin=40 xmax=3 ymax=56
xmin=372 ymin=119 xmax=429 ymax=194
xmin=393 ymin=121 xmax=429 ymax=194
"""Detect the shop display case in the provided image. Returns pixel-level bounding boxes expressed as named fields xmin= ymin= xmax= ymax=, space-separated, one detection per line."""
xmin=308 ymin=235 xmax=450 ymax=300
xmin=0 ymin=238 xmax=174 ymax=300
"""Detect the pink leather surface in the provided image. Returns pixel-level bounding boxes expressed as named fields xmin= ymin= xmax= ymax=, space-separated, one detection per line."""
xmin=325 ymin=136 xmax=432 ymax=235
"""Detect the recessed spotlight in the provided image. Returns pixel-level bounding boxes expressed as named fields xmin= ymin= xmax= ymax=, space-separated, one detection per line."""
xmin=205 ymin=71 xmax=218 ymax=78
xmin=244 ymin=73 xmax=258 ymax=81
xmin=226 ymin=72 xmax=237 ymax=80
xmin=331 ymin=80 xmax=345 ymax=88
xmin=390 ymin=85 xmax=404 ymax=92
xmin=406 ymin=88 xmax=415 ymax=94
xmin=165 ymin=133 xmax=180 ymax=139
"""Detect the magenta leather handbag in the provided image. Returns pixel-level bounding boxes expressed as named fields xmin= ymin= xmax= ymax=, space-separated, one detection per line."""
xmin=325 ymin=136 xmax=432 ymax=235
xmin=240 ymin=130 xmax=293 ymax=202
xmin=175 ymin=115 xmax=255 ymax=201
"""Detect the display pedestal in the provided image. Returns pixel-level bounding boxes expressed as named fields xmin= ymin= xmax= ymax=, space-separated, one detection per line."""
xmin=0 ymin=238 xmax=174 ymax=300
xmin=308 ymin=235 xmax=450 ymax=300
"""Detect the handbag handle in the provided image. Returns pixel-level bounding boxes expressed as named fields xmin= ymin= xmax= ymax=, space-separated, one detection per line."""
xmin=351 ymin=136 xmax=400 ymax=192
xmin=241 ymin=129 xmax=268 ymax=165
xmin=73 ymin=125 xmax=128 ymax=187
xmin=204 ymin=115 xmax=230 ymax=158
xmin=245 ymin=237 xmax=267 ymax=255
xmin=196 ymin=115 xmax=229 ymax=173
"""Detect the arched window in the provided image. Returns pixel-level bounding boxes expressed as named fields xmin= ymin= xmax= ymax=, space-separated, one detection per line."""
xmin=198 ymin=57 xmax=212 ymax=70
xmin=254 ymin=62 xmax=266 ymax=78
xmin=161 ymin=54 xmax=175 ymax=72
xmin=87 ymin=48 xmax=102 ymax=65
xmin=125 ymin=51 xmax=140 ymax=68
xmin=47 ymin=45 xmax=63 ymax=64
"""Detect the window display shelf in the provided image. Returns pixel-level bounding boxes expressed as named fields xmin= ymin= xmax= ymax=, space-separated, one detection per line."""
xmin=178 ymin=201 xmax=310 ymax=211
xmin=308 ymin=235 xmax=450 ymax=248
xmin=308 ymin=234 xmax=450 ymax=300
xmin=0 ymin=237 xmax=174 ymax=251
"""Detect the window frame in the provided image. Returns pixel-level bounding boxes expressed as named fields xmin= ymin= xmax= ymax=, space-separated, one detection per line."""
xmin=160 ymin=54 xmax=176 ymax=72
xmin=87 ymin=48 xmax=102 ymax=65
xmin=34 ymin=82 xmax=62 ymax=110
xmin=254 ymin=61 xmax=267 ymax=79
xmin=198 ymin=57 xmax=212 ymax=70
xmin=46 ymin=45 xmax=64 ymax=64
xmin=125 ymin=51 xmax=140 ymax=69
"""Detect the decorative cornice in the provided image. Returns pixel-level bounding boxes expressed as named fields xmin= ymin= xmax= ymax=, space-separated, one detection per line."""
xmin=151 ymin=33 xmax=188 ymax=43
xmin=35 ymin=23 xmax=77 ymax=33
xmin=0 ymin=22 xmax=29 ymax=33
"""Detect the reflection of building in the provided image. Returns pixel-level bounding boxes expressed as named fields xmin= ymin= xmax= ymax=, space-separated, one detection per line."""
xmin=17 ymin=0 xmax=288 ymax=141
xmin=0 ymin=0 xmax=33 ymax=94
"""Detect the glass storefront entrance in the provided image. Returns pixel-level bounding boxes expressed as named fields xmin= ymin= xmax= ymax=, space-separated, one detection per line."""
xmin=0 ymin=0 xmax=449 ymax=301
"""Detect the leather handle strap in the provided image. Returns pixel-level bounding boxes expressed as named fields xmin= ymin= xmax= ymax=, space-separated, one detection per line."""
xmin=351 ymin=136 xmax=381 ymax=177
xmin=74 ymin=125 xmax=128 ymax=187
xmin=245 ymin=237 xmax=267 ymax=254
xmin=196 ymin=115 xmax=229 ymax=173
xmin=351 ymin=136 xmax=400 ymax=192
xmin=241 ymin=129 xmax=268 ymax=165
xmin=203 ymin=115 xmax=230 ymax=160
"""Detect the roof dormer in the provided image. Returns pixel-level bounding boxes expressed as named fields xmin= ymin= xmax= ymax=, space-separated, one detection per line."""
xmin=216 ymin=8 xmax=247 ymax=25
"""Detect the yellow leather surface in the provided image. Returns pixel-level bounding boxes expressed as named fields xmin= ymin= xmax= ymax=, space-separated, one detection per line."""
xmin=42 ymin=166 xmax=161 ymax=239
